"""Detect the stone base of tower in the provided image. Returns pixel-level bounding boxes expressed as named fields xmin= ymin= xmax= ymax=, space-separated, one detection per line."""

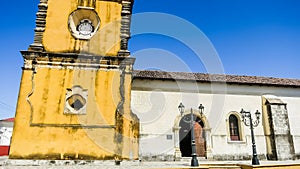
xmin=9 ymin=51 xmax=139 ymax=160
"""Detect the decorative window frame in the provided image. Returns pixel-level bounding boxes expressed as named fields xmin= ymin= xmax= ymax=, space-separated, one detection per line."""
xmin=64 ymin=86 xmax=88 ymax=115
xmin=226 ymin=111 xmax=246 ymax=143
xmin=68 ymin=8 xmax=100 ymax=40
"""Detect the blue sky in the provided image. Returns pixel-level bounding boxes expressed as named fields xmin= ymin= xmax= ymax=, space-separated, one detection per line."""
xmin=131 ymin=0 xmax=300 ymax=76
xmin=0 ymin=0 xmax=300 ymax=119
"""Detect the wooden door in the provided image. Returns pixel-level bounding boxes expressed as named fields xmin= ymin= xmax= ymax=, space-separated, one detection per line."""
xmin=194 ymin=122 xmax=205 ymax=157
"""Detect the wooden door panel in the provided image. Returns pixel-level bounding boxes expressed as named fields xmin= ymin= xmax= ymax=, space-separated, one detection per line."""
xmin=194 ymin=123 xmax=205 ymax=157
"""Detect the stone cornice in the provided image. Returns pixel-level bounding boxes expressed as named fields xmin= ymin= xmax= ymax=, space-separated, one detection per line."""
xmin=21 ymin=51 xmax=135 ymax=70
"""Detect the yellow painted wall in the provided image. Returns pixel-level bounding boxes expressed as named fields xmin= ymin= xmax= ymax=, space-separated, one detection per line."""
xmin=43 ymin=0 xmax=122 ymax=56
xmin=120 ymin=73 xmax=140 ymax=158
xmin=30 ymin=68 xmax=119 ymax=126
xmin=10 ymin=0 xmax=138 ymax=160
xmin=261 ymin=97 xmax=273 ymax=157
xmin=10 ymin=67 xmax=138 ymax=159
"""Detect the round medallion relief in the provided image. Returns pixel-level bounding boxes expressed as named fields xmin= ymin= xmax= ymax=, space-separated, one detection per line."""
xmin=68 ymin=9 xmax=100 ymax=40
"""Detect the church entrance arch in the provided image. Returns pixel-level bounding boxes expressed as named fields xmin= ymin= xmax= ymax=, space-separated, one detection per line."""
xmin=173 ymin=110 xmax=212 ymax=160
xmin=179 ymin=114 xmax=205 ymax=157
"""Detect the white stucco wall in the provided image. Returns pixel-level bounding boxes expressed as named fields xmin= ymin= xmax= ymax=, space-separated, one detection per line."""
xmin=0 ymin=127 xmax=13 ymax=146
xmin=131 ymin=78 xmax=300 ymax=160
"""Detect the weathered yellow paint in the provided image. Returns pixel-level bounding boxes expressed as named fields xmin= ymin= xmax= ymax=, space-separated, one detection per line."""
xmin=28 ymin=68 xmax=119 ymax=126
xmin=10 ymin=66 xmax=139 ymax=159
xmin=261 ymin=97 xmax=273 ymax=158
xmin=10 ymin=0 xmax=138 ymax=160
xmin=43 ymin=0 xmax=122 ymax=56
xmin=10 ymin=69 xmax=108 ymax=158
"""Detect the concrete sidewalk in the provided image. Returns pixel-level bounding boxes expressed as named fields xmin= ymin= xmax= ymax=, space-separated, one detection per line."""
xmin=0 ymin=156 xmax=299 ymax=169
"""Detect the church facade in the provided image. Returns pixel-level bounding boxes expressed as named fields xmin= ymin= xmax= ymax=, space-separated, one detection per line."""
xmin=9 ymin=0 xmax=300 ymax=162
xmin=132 ymin=70 xmax=300 ymax=161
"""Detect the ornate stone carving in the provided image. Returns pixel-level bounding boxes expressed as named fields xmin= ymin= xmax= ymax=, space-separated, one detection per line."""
xmin=68 ymin=9 xmax=101 ymax=40
xmin=118 ymin=1 xmax=133 ymax=56
xmin=29 ymin=0 xmax=48 ymax=51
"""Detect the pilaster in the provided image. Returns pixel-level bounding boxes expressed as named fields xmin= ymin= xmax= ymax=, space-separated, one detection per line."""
xmin=173 ymin=126 xmax=182 ymax=161
xmin=118 ymin=0 xmax=133 ymax=56
xmin=203 ymin=128 xmax=213 ymax=160
xmin=29 ymin=0 xmax=48 ymax=51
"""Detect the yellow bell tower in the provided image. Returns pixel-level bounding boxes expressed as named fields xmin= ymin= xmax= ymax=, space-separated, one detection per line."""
xmin=10 ymin=0 xmax=139 ymax=160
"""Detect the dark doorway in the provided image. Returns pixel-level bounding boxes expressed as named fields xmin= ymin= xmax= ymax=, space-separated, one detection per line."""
xmin=179 ymin=114 xmax=206 ymax=157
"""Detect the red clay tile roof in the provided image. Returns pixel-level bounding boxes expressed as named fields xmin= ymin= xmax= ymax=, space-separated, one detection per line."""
xmin=133 ymin=70 xmax=300 ymax=88
xmin=0 ymin=118 xmax=14 ymax=122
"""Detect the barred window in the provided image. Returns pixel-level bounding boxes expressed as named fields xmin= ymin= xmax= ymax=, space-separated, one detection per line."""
xmin=229 ymin=115 xmax=240 ymax=141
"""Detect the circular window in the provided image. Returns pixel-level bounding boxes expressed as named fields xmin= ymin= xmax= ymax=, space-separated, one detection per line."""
xmin=68 ymin=9 xmax=100 ymax=40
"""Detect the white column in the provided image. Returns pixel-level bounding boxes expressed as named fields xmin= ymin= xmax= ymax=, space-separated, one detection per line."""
xmin=173 ymin=126 xmax=182 ymax=161
xmin=204 ymin=128 xmax=213 ymax=160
